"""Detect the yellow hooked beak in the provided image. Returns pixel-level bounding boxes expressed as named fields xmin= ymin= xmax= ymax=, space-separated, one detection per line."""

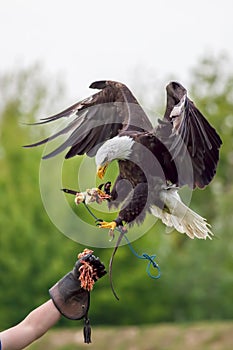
xmin=97 ymin=163 xmax=109 ymax=179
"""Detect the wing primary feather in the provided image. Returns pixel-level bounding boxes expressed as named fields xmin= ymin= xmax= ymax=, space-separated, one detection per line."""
xmin=24 ymin=111 xmax=87 ymax=149
xmin=189 ymin=105 xmax=212 ymax=150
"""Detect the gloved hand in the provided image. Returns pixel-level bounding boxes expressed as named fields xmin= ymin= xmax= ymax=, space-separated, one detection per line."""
xmin=49 ymin=249 xmax=106 ymax=343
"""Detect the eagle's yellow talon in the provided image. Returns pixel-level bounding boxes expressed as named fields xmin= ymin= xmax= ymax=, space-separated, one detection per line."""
xmin=98 ymin=221 xmax=117 ymax=231
xmin=97 ymin=189 xmax=106 ymax=197
xmin=97 ymin=188 xmax=111 ymax=200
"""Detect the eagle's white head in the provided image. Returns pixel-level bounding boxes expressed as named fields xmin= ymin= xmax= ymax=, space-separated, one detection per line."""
xmin=95 ymin=135 xmax=134 ymax=178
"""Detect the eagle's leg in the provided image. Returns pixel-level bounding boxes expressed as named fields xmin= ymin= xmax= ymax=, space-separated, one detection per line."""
xmin=98 ymin=183 xmax=148 ymax=232
xmin=97 ymin=182 xmax=148 ymax=239
xmin=118 ymin=183 xmax=148 ymax=226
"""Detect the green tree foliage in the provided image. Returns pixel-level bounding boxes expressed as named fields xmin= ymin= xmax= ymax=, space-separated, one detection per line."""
xmin=0 ymin=65 xmax=78 ymax=329
xmin=0 ymin=56 xmax=233 ymax=330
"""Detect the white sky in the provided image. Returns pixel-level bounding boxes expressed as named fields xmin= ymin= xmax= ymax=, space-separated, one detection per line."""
xmin=0 ymin=0 xmax=233 ymax=102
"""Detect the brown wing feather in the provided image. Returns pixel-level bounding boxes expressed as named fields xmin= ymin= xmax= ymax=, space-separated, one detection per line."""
xmin=24 ymin=80 xmax=153 ymax=159
xmin=156 ymin=81 xmax=222 ymax=188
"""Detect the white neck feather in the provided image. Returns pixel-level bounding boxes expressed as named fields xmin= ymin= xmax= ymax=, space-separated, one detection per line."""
xmin=95 ymin=135 xmax=134 ymax=165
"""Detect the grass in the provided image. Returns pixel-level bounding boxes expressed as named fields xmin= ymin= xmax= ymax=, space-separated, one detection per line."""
xmin=27 ymin=321 xmax=233 ymax=350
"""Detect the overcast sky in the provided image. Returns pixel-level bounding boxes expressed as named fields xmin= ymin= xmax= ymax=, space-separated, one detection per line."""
xmin=1 ymin=0 xmax=233 ymax=102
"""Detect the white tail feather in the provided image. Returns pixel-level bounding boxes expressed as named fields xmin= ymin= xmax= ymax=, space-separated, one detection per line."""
xmin=150 ymin=187 xmax=213 ymax=240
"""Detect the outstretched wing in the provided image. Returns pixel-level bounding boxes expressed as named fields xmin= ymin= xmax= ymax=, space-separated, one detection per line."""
xmin=24 ymin=80 xmax=153 ymax=159
xmin=155 ymin=81 xmax=222 ymax=188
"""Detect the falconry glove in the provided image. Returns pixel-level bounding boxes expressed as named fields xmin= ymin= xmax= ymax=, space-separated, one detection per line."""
xmin=49 ymin=249 xmax=106 ymax=343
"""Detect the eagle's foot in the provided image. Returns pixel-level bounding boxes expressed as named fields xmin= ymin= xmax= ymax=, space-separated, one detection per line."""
xmin=98 ymin=181 xmax=111 ymax=197
xmin=96 ymin=220 xmax=117 ymax=241
xmin=96 ymin=188 xmax=111 ymax=201
xmin=97 ymin=220 xmax=117 ymax=230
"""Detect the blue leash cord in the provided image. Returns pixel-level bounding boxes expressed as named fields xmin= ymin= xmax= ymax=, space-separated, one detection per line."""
xmin=122 ymin=233 xmax=161 ymax=279
xmin=83 ymin=201 xmax=161 ymax=280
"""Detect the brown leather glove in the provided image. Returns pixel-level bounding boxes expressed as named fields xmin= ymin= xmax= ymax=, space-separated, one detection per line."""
xmin=49 ymin=249 xmax=107 ymax=343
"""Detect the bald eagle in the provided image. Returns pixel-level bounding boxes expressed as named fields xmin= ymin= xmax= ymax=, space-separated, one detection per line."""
xmin=25 ymin=80 xmax=222 ymax=239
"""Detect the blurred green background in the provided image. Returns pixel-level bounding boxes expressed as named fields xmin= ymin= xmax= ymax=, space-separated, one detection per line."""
xmin=0 ymin=53 xmax=233 ymax=332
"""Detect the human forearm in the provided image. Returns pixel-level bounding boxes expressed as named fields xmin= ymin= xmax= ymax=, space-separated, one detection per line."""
xmin=0 ymin=300 xmax=61 ymax=350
